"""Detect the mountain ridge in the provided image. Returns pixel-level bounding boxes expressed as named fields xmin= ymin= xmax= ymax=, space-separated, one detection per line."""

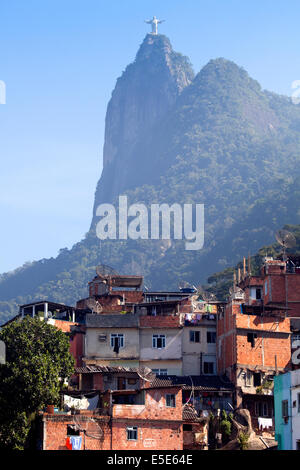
xmin=1 ymin=34 xmax=300 ymax=323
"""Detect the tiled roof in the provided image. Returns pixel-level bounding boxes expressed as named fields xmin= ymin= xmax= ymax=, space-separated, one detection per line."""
xmin=145 ymin=377 xmax=180 ymax=389
xmin=85 ymin=313 xmax=138 ymax=328
xmin=182 ymin=405 xmax=200 ymax=421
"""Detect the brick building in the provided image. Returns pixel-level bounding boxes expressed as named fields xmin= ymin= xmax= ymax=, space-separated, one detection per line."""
xmin=40 ymin=378 xmax=208 ymax=450
xmin=76 ymin=274 xmax=144 ymax=312
xmin=73 ymin=271 xmax=220 ymax=377
xmin=217 ymin=256 xmax=293 ymax=432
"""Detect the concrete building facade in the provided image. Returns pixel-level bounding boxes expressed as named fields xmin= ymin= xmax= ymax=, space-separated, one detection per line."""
xmin=274 ymin=369 xmax=300 ymax=450
xmin=217 ymin=257 xmax=292 ymax=432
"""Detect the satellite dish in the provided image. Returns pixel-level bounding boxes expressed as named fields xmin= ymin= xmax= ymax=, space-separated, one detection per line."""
xmin=86 ymin=298 xmax=103 ymax=314
xmin=275 ymin=229 xmax=296 ymax=259
xmin=136 ymin=366 xmax=155 ymax=382
xmin=96 ymin=264 xmax=118 ymax=278
xmin=229 ymin=287 xmax=245 ymax=300
xmin=73 ymin=415 xmax=104 ymax=439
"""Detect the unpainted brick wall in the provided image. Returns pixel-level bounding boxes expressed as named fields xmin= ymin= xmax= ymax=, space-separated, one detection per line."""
xmin=111 ymin=419 xmax=182 ymax=450
xmin=43 ymin=415 xmax=111 ymax=450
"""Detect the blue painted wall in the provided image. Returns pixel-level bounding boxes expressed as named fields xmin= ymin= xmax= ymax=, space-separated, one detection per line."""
xmin=274 ymin=372 xmax=292 ymax=450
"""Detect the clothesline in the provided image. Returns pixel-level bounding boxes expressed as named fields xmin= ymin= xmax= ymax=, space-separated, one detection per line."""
xmin=182 ymin=312 xmax=216 ymax=324
xmin=258 ymin=417 xmax=273 ymax=429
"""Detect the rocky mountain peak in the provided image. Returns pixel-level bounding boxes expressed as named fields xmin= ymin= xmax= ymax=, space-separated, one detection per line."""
xmin=91 ymin=35 xmax=194 ymax=218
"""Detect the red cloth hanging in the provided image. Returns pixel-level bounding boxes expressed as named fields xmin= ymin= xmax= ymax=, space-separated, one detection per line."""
xmin=66 ymin=437 xmax=72 ymax=450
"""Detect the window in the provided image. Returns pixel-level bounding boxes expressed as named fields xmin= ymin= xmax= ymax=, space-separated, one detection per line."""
xmin=263 ymin=402 xmax=268 ymax=417
xmin=282 ymin=400 xmax=289 ymax=418
xmin=203 ymin=362 xmax=214 ymax=374
xmin=253 ymin=372 xmax=261 ymax=387
xmin=67 ymin=425 xmax=80 ymax=436
xmin=152 ymin=334 xmax=166 ymax=349
xmin=166 ymin=394 xmax=176 ymax=408
xmin=110 ymin=334 xmax=124 ymax=348
xmin=110 ymin=334 xmax=124 ymax=354
xmin=250 ymin=288 xmax=262 ymax=300
xmin=127 ymin=426 xmax=138 ymax=441
xmin=207 ymin=331 xmax=216 ymax=343
xmin=245 ymin=370 xmax=252 ymax=387
xmin=151 ymin=306 xmax=157 ymax=316
xmin=183 ymin=424 xmax=192 ymax=431
xmin=98 ymin=334 xmax=107 ymax=342
xmin=265 ymin=281 xmax=268 ymax=295
xmin=255 ymin=402 xmax=269 ymax=417
xmin=190 ymin=330 xmax=200 ymax=343
xmin=256 ymin=288 xmax=262 ymax=300
xmin=247 ymin=332 xmax=257 ymax=348
xmin=298 ymin=393 xmax=300 ymax=413
xmin=152 ymin=369 xmax=168 ymax=375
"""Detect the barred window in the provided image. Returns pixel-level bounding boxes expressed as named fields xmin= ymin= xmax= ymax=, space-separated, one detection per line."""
xmin=110 ymin=334 xmax=124 ymax=348
xmin=152 ymin=335 xmax=166 ymax=349
xmin=126 ymin=426 xmax=138 ymax=441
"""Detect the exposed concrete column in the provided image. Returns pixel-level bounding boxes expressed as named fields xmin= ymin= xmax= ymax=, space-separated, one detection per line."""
xmin=21 ymin=308 xmax=24 ymax=319
xmin=44 ymin=302 xmax=48 ymax=320
xmin=32 ymin=305 xmax=35 ymax=318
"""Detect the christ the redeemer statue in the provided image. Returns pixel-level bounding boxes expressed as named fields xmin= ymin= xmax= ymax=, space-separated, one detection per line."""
xmin=145 ymin=16 xmax=165 ymax=35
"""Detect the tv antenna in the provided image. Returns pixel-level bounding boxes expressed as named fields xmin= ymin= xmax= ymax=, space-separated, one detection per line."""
xmin=275 ymin=229 xmax=296 ymax=260
xmin=96 ymin=264 xmax=118 ymax=278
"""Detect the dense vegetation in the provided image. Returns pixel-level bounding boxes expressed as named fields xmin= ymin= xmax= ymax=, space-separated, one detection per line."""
xmin=0 ymin=39 xmax=300 ymax=325
xmin=204 ymin=224 xmax=300 ymax=300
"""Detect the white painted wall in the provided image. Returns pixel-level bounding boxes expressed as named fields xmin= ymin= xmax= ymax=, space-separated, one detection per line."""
xmin=291 ymin=369 xmax=300 ymax=449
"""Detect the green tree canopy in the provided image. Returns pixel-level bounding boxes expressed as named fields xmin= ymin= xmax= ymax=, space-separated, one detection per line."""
xmin=0 ymin=316 xmax=74 ymax=449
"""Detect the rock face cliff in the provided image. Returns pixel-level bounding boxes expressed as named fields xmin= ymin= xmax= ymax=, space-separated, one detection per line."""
xmin=91 ymin=34 xmax=194 ymax=224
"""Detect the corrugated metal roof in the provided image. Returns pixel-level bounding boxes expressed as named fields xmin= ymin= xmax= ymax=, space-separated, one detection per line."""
xmin=75 ymin=365 xmax=138 ymax=374
xmin=150 ymin=375 xmax=234 ymax=391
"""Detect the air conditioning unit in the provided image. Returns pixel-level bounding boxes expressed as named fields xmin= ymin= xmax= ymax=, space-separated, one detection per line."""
xmin=98 ymin=334 xmax=107 ymax=342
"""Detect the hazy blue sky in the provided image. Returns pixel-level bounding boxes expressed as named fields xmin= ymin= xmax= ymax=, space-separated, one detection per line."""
xmin=0 ymin=0 xmax=300 ymax=273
